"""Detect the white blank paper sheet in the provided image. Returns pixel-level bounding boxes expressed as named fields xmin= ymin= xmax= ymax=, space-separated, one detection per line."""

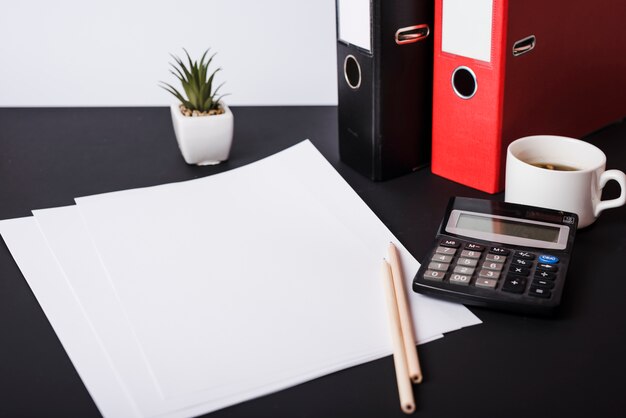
xmin=1 ymin=140 xmax=481 ymax=417
xmin=77 ymin=141 xmax=478 ymax=402
xmin=7 ymin=214 xmax=384 ymax=418
xmin=0 ymin=217 xmax=141 ymax=418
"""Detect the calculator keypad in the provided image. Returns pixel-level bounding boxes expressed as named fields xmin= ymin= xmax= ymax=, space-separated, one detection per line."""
xmin=423 ymin=270 xmax=445 ymax=281
xmin=449 ymin=273 xmax=471 ymax=285
xmin=502 ymin=276 xmax=526 ymax=293
xmin=427 ymin=261 xmax=449 ymax=271
xmin=485 ymin=254 xmax=506 ymax=263
xmin=423 ymin=239 xmax=562 ymax=299
xmin=435 ymin=246 xmax=457 ymax=255
xmin=453 ymin=266 xmax=475 ymax=275
xmin=478 ymin=269 xmax=500 ymax=280
xmin=475 ymin=278 xmax=498 ymax=289
xmin=460 ymin=250 xmax=481 ymax=259
xmin=509 ymin=266 xmax=530 ymax=276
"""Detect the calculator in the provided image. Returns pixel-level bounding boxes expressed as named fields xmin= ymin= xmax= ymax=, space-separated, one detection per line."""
xmin=413 ymin=197 xmax=578 ymax=315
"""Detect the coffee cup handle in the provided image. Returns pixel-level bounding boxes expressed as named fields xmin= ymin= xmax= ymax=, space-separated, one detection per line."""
xmin=594 ymin=169 xmax=626 ymax=217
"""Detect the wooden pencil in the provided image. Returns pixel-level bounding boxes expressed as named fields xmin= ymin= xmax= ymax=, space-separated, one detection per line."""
xmin=381 ymin=260 xmax=416 ymax=414
xmin=388 ymin=242 xmax=423 ymax=384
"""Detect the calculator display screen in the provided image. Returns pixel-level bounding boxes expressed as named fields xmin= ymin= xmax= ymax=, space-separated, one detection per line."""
xmin=455 ymin=213 xmax=561 ymax=243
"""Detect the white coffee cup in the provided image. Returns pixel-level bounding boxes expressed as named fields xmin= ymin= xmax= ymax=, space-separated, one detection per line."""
xmin=505 ymin=135 xmax=626 ymax=228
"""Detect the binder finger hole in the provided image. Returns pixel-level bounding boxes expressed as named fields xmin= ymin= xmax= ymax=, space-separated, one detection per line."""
xmin=344 ymin=55 xmax=362 ymax=90
xmin=513 ymin=35 xmax=536 ymax=57
xmin=452 ymin=66 xmax=477 ymax=99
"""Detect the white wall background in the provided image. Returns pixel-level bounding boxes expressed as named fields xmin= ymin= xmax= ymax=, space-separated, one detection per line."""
xmin=0 ymin=0 xmax=338 ymax=106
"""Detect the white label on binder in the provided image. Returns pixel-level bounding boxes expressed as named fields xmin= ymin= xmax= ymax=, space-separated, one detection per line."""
xmin=337 ymin=0 xmax=372 ymax=53
xmin=442 ymin=0 xmax=493 ymax=62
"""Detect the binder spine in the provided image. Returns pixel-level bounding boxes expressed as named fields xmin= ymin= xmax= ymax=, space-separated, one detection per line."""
xmin=372 ymin=0 xmax=382 ymax=180
xmin=337 ymin=0 xmax=433 ymax=181
xmin=337 ymin=0 xmax=377 ymax=179
xmin=337 ymin=42 xmax=376 ymax=179
xmin=431 ymin=0 xmax=509 ymax=193
xmin=432 ymin=0 xmax=626 ymax=193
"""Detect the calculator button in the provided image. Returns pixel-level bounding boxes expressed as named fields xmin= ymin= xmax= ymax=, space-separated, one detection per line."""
xmin=478 ymin=269 xmax=500 ymax=280
xmin=515 ymin=251 xmax=535 ymax=260
xmin=460 ymin=250 xmax=481 ymax=259
xmin=449 ymin=274 xmax=471 ymax=285
xmin=538 ymin=254 xmax=559 ymax=264
xmin=528 ymin=286 xmax=552 ymax=298
xmin=440 ymin=239 xmax=461 ymax=248
xmin=465 ymin=243 xmax=485 ymax=251
xmin=536 ymin=263 xmax=558 ymax=272
xmin=432 ymin=254 xmax=453 ymax=263
xmin=532 ymin=278 xmax=555 ymax=289
xmin=511 ymin=258 xmax=532 ymax=267
xmin=475 ymin=278 xmax=498 ymax=289
xmin=481 ymin=261 xmax=504 ymax=271
xmin=457 ymin=258 xmax=479 ymax=267
xmin=485 ymin=254 xmax=507 ymax=263
xmin=435 ymin=246 xmax=457 ymax=255
xmin=423 ymin=270 xmax=446 ymax=281
xmin=428 ymin=261 xmax=450 ymax=272
xmin=534 ymin=270 xmax=557 ymax=280
xmin=502 ymin=276 xmax=527 ymax=293
xmin=453 ymin=266 xmax=475 ymax=275
xmin=489 ymin=247 xmax=510 ymax=255
xmin=509 ymin=266 xmax=530 ymax=276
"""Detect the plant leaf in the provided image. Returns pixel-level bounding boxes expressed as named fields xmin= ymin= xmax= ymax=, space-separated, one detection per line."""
xmin=210 ymin=81 xmax=226 ymax=100
xmin=159 ymin=82 xmax=192 ymax=109
xmin=170 ymin=53 xmax=192 ymax=81
xmin=163 ymin=48 xmax=226 ymax=112
xmin=213 ymin=93 xmax=230 ymax=108
xmin=202 ymin=96 xmax=213 ymax=110
xmin=169 ymin=64 xmax=186 ymax=83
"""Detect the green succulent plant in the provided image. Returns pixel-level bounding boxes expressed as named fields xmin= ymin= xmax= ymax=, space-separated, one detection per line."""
xmin=160 ymin=49 xmax=226 ymax=113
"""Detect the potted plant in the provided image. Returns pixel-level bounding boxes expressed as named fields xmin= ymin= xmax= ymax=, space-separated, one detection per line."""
xmin=161 ymin=49 xmax=233 ymax=165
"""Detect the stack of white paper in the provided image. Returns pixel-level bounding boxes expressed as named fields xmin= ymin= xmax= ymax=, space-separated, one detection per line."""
xmin=0 ymin=140 xmax=481 ymax=417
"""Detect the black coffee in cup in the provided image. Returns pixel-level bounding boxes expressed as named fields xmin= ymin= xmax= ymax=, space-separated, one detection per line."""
xmin=530 ymin=162 xmax=579 ymax=171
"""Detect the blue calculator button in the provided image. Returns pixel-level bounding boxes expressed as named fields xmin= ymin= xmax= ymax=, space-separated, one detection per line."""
xmin=538 ymin=254 xmax=559 ymax=264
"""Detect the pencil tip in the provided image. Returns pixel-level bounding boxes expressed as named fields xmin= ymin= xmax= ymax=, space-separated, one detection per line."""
xmin=402 ymin=403 xmax=415 ymax=414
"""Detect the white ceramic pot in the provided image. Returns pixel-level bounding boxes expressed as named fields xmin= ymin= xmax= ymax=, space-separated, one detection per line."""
xmin=170 ymin=102 xmax=234 ymax=165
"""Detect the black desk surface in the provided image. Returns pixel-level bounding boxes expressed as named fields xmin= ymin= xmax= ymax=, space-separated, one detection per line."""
xmin=1 ymin=107 xmax=625 ymax=418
